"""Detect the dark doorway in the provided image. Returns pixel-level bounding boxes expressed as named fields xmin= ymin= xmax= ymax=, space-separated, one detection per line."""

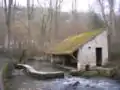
xmin=63 ymin=50 xmax=78 ymax=68
xmin=96 ymin=48 xmax=102 ymax=66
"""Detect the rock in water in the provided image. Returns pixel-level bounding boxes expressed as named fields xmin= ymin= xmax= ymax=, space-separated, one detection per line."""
xmin=72 ymin=81 xmax=80 ymax=87
xmin=63 ymin=81 xmax=80 ymax=90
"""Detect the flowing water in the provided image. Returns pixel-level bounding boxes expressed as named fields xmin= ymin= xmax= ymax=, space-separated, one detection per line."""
xmin=10 ymin=73 xmax=120 ymax=90
xmin=10 ymin=60 xmax=120 ymax=90
xmin=42 ymin=77 xmax=120 ymax=90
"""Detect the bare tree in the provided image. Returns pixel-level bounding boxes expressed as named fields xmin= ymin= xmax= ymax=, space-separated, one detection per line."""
xmin=27 ymin=0 xmax=34 ymax=43
xmin=97 ymin=0 xmax=116 ymax=36
xmin=4 ymin=0 xmax=13 ymax=49
xmin=72 ymin=0 xmax=77 ymax=15
xmin=97 ymin=0 xmax=108 ymax=26
xmin=54 ymin=0 xmax=63 ymax=39
xmin=37 ymin=0 xmax=53 ymax=51
xmin=11 ymin=0 xmax=16 ymax=22
xmin=72 ymin=0 xmax=77 ymax=20
xmin=97 ymin=0 xmax=111 ymax=60
xmin=36 ymin=0 xmax=63 ymax=50
xmin=97 ymin=0 xmax=116 ymax=60
xmin=108 ymin=0 xmax=116 ymax=37
xmin=41 ymin=0 xmax=54 ymax=45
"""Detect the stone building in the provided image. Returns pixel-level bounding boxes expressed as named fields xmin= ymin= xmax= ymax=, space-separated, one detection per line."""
xmin=47 ymin=29 xmax=108 ymax=71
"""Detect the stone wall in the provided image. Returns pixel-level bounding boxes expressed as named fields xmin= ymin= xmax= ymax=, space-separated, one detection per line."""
xmin=77 ymin=31 xmax=108 ymax=70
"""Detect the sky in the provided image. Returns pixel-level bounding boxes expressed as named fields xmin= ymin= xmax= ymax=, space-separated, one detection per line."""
xmin=0 ymin=0 xmax=119 ymax=13
xmin=17 ymin=0 xmax=95 ymax=12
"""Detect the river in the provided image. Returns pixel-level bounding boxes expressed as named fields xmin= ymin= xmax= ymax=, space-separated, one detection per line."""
xmin=10 ymin=73 xmax=120 ymax=90
xmin=44 ymin=77 xmax=120 ymax=90
xmin=9 ymin=60 xmax=120 ymax=90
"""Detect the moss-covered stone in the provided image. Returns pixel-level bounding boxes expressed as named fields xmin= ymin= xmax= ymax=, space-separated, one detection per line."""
xmin=97 ymin=68 xmax=116 ymax=77
xmin=70 ymin=70 xmax=84 ymax=76
xmin=70 ymin=70 xmax=98 ymax=77
xmin=81 ymin=71 xmax=98 ymax=77
xmin=70 ymin=67 xmax=117 ymax=78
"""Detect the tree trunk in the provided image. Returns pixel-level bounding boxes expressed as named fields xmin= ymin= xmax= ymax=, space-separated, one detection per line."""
xmin=107 ymin=27 xmax=112 ymax=60
xmin=54 ymin=0 xmax=59 ymax=39
xmin=97 ymin=0 xmax=113 ymax=61
xmin=108 ymin=0 xmax=116 ymax=37
xmin=4 ymin=0 xmax=13 ymax=50
xmin=27 ymin=0 xmax=34 ymax=46
xmin=54 ymin=0 xmax=63 ymax=40
xmin=7 ymin=24 xmax=11 ymax=49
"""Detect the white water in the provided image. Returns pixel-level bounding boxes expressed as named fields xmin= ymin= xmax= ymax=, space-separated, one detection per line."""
xmin=24 ymin=61 xmax=120 ymax=90
xmin=44 ymin=77 xmax=120 ymax=90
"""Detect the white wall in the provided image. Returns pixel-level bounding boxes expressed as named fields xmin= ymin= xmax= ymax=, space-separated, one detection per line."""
xmin=77 ymin=31 xmax=108 ymax=70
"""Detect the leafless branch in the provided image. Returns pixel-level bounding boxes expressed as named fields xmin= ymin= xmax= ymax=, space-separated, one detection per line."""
xmin=97 ymin=0 xmax=108 ymax=27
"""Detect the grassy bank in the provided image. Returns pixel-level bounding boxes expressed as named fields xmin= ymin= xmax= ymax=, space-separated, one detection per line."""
xmin=2 ymin=62 xmax=14 ymax=90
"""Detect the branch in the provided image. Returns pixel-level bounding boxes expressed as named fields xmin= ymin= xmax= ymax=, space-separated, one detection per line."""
xmin=7 ymin=0 xmax=13 ymax=25
xmin=4 ymin=0 xmax=8 ymax=24
xmin=16 ymin=18 xmax=29 ymax=30
xmin=97 ymin=0 xmax=108 ymax=27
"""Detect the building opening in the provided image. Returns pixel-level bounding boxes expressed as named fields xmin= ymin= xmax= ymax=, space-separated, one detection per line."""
xmin=62 ymin=50 xmax=78 ymax=68
xmin=96 ymin=47 xmax=102 ymax=66
xmin=72 ymin=50 xmax=78 ymax=68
